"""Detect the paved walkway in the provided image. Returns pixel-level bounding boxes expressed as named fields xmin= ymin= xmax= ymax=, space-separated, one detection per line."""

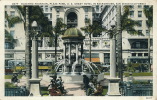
xmin=64 ymin=83 xmax=85 ymax=96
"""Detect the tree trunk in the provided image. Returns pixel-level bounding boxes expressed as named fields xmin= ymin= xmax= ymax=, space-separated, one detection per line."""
xmin=89 ymin=33 xmax=91 ymax=62
xmin=148 ymin=30 xmax=151 ymax=72
xmin=116 ymin=5 xmax=123 ymax=81
xmin=55 ymin=34 xmax=57 ymax=62
xmin=25 ymin=6 xmax=31 ymax=89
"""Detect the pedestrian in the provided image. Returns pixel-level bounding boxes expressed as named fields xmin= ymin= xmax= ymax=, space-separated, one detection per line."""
xmin=48 ymin=80 xmax=61 ymax=96
xmin=83 ymin=75 xmax=89 ymax=92
xmin=56 ymin=79 xmax=64 ymax=94
xmin=94 ymin=83 xmax=103 ymax=96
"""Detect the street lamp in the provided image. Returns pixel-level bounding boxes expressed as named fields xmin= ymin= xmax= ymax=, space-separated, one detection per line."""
xmin=29 ymin=21 xmax=41 ymax=96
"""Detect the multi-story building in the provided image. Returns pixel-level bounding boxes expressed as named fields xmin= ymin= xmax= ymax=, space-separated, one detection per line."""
xmin=5 ymin=5 xmax=108 ymax=67
xmin=5 ymin=6 xmax=26 ymax=66
xmin=100 ymin=5 xmax=153 ymax=66
xmin=5 ymin=5 xmax=153 ymax=70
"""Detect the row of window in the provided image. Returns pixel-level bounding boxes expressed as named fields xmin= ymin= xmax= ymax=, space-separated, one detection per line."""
xmin=5 ymin=11 xmax=15 ymax=16
xmin=129 ymin=5 xmax=143 ymax=9
xmin=132 ymin=53 xmax=148 ymax=57
xmin=40 ymin=6 xmax=52 ymax=12
xmin=137 ymin=30 xmax=150 ymax=36
xmin=130 ymin=11 xmax=143 ymax=17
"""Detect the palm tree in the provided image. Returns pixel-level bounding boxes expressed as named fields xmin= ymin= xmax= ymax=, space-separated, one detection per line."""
xmin=5 ymin=11 xmax=22 ymax=48
xmin=143 ymin=5 xmax=153 ymax=72
xmin=5 ymin=6 xmax=53 ymax=88
xmin=116 ymin=5 xmax=122 ymax=81
xmin=52 ymin=18 xmax=66 ymax=62
xmin=81 ymin=19 xmax=106 ymax=62
xmin=106 ymin=5 xmax=142 ymax=81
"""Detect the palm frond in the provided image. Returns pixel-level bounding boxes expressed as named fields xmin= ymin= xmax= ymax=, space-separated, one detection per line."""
xmin=143 ymin=5 xmax=153 ymax=29
xmin=8 ymin=16 xmax=23 ymax=27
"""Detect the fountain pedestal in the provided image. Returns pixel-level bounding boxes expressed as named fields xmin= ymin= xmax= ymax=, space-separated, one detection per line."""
xmin=58 ymin=75 xmax=83 ymax=84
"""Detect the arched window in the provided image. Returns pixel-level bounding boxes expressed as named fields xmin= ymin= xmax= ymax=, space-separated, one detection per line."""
xmin=67 ymin=12 xmax=77 ymax=28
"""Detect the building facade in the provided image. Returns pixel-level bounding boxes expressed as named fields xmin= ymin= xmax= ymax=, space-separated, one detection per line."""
xmin=5 ymin=5 xmax=153 ymax=70
xmin=101 ymin=5 xmax=153 ymax=66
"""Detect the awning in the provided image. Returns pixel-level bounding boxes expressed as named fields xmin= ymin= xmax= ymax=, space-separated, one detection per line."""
xmin=84 ymin=58 xmax=100 ymax=62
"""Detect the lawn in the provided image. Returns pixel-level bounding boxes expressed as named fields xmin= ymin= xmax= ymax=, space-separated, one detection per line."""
xmin=104 ymin=72 xmax=152 ymax=77
xmin=5 ymin=75 xmax=23 ymax=79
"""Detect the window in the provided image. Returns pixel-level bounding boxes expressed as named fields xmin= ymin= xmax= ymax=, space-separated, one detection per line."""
xmin=138 ymin=11 xmax=142 ymax=17
xmin=104 ymin=53 xmax=110 ymax=64
xmin=10 ymin=30 xmax=15 ymax=38
xmin=5 ymin=54 xmax=14 ymax=58
xmin=56 ymin=15 xmax=59 ymax=18
xmin=85 ymin=15 xmax=88 ymax=22
xmin=50 ymin=8 xmax=52 ymax=12
xmin=92 ymin=42 xmax=98 ymax=47
xmin=136 ymin=42 xmax=140 ymax=48
xmin=38 ymin=53 xmax=42 ymax=58
xmin=50 ymin=14 xmax=52 ymax=18
xmin=130 ymin=5 xmax=134 ymax=9
xmin=146 ymin=30 xmax=150 ymax=36
xmin=56 ymin=8 xmax=60 ymax=13
xmin=10 ymin=11 xmax=15 ymax=16
xmin=5 ymin=20 xmax=7 ymax=27
xmin=11 ymin=24 xmax=15 ymax=28
xmin=85 ymin=8 xmax=88 ymax=12
xmin=85 ymin=15 xmax=88 ymax=19
xmin=144 ymin=53 xmax=148 ymax=56
xmin=138 ymin=5 xmax=142 ymax=8
xmin=45 ymin=8 xmax=48 ymax=12
xmin=131 ymin=41 xmax=148 ymax=49
xmin=130 ymin=11 xmax=134 ymax=17
xmin=138 ymin=20 xmax=142 ymax=27
xmin=132 ymin=53 xmax=136 ymax=56
xmin=138 ymin=30 xmax=142 ymax=35
xmin=138 ymin=53 xmax=142 ymax=56
xmin=5 ymin=42 xmax=14 ymax=49
xmin=96 ymin=5 xmax=99 ymax=12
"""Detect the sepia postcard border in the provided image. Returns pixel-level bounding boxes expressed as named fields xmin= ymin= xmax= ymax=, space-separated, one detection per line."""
xmin=0 ymin=0 xmax=157 ymax=100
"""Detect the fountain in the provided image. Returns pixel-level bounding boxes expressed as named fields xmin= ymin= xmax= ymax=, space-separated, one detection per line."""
xmin=54 ymin=28 xmax=102 ymax=83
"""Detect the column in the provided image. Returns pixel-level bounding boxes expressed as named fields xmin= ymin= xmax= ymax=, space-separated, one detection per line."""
xmin=63 ymin=43 xmax=66 ymax=72
xmin=76 ymin=44 xmax=78 ymax=64
xmin=63 ymin=43 xmax=66 ymax=63
xmin=99 ymin=52 xmax=104 ymax=64
xmin=110 ymin=38 xmax=116 ymax=78
xmin=99 ymin=39 xmax=102 ymax=49
xmin=29 ymin=36 xmax=41 ymax=96
xmin=107 ymin=36 xmax=121 ymax=96
xmin=32 ymin=36 xmax=38 ymax=78
xmin=42 ymin=53 xmax=46 ymax=60
xmin=68 ymin=43 xmax=71 ymax=64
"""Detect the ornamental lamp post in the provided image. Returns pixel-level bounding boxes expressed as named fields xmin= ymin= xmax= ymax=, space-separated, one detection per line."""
xmin=29 ymin=21 xmax=41 ymax=96
xmin=107 ymin=20 xmax=121 ymax=96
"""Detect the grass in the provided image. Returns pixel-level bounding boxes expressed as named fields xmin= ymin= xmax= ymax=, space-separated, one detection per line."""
xmin=104 ymin=72 xmax=152 ymax=77
xmin=5 ymin=82 xmax=18 ymax=88
xmin=102 ymin=88 xmax=108 ymax=96
xmin=5 ymin=75 xmax=23 ymax=79
xmin=41 ymin=87 xmax=49 ymax=96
